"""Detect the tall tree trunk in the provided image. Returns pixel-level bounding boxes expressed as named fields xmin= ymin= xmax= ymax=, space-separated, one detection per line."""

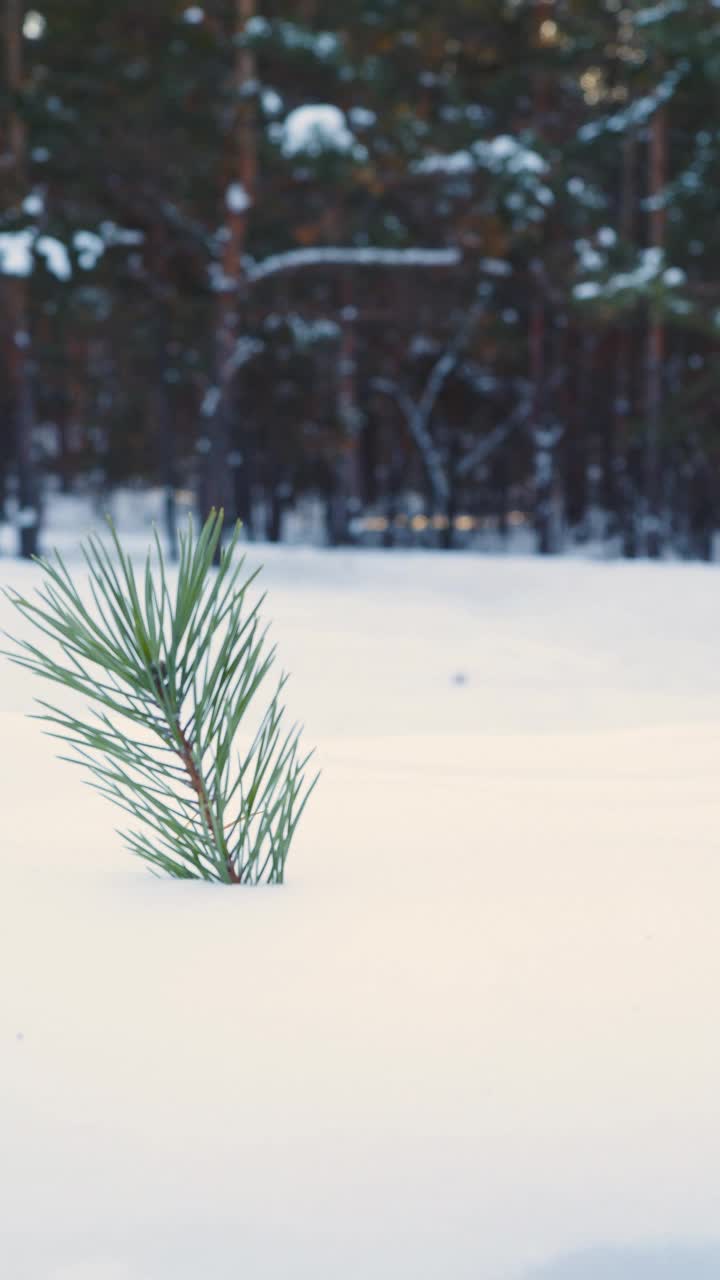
xmin=493 ymin=453 xmax=510 ymax=545
xmin=530 ymin=292 xmax=553 ymax=554
xmin=4 ymin=0 xmax=40 ymax=558
xmin=147 ymin=223 xmax=179 ymax=560
xmin=531 ymin=0 xmax=554 ymax=555
xmin=644 ymin=104 xmax=667 ymax=559
xmin=156 ymin=308 xmax=179 ymax=562
xmin=441 ymin=426 xmax=459 ymax=551
xmin=614 ymin=131 xmax=638 ymax=556
xmin=333 ymin=281 xmax=362 ymax=544
xmin=688 ymin=452 xmax=714 ymax=562
xmin=200 ymin=0 xmax=257 ymax=531
xmin=230 ymin=434 xmax=255 ymax=536
xmin=267 ymin=475 xmax=293 ymax=543
xmin=53 ymin=330 xmax=73 ymax=495
xmin=566 ymin=330 xmax=591 ymax=539
xmin=151 ymin=225 xmax=180 ymax=561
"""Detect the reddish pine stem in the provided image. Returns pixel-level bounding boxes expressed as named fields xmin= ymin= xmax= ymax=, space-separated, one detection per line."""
xmin=177 ymin=723 xmax=240 ymax=884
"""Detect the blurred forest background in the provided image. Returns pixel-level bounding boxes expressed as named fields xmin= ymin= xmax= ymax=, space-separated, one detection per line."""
xmin=2 ymin=0 xmax=720 ymax=558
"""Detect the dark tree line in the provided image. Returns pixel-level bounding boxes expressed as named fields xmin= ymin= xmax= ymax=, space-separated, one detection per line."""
xmin=2 ymin=0 xmax=720 ymax=557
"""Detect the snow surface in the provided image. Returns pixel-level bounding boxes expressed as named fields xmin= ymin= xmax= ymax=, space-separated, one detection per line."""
xmin=3 ymin=522 xmax=720 ymax=1279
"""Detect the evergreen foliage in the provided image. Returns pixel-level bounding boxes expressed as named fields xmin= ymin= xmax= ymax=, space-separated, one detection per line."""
xmin=4 ymin=512 xmax=317 ymax=883
xmin=2 ymin=1 xmax=720 ymax=557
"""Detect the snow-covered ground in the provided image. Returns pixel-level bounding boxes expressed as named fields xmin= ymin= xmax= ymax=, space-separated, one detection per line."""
xmin=3 ymin=518 xmax=720 ymax=1279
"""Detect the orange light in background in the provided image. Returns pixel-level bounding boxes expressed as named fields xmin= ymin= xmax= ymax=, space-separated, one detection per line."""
xmin=580 ymin=67 xmax=605 ymax=105
xmin=539 ymin=19 xmax=559 ymax=45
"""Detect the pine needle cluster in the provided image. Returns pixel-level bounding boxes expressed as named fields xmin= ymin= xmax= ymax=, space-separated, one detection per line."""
xmin=5 ymin=512 xmax=317 ymax=883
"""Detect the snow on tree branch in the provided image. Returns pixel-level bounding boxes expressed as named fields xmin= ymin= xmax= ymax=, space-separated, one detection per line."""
xmin=279 ymin=105 xmax=367 ymax=161
xmin=370 ymin=297 xmax=491 ymax=504
xmin=248 ymin=246 xmax=461 ymax=283
xmin=635 ymin=2 xmax=685 ymax=26
xmin=415 ymin=299 xmax=485 ymax=427
xmin=578 ymin=62 xmax=689 ymax=143
xmin=372 ymin=377 xmax=450 ymax=506
xmin=201 ymin=337 xmax=265 ymax=417
xmin=457 ymin=397 xmax=531 ymax=478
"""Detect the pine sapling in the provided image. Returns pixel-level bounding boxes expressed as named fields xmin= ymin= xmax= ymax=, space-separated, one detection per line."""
xmin=4 ymin=511 xmax=317 ymax=883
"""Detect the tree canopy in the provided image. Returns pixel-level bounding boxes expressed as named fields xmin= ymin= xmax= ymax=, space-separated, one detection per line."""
xmin=2 ymin=0 xmax=719 ymax=556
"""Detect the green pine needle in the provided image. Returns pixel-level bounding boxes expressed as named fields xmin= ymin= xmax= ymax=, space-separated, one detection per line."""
xmin=3 ymin=510 xmax=318 ymax=884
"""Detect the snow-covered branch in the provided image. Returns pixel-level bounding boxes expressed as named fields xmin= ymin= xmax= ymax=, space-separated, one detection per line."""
xmin=578 ymin=61 xmax=689 ymax=144
xmin=223 ymin=335 xmax=265 ymax=382
xmin=417 ymin=349 xmax=459 ymax=430
xmin=248 ymin=246 xmax=461 ymax=283
xmin=372 ymin=377 xmax=450 ymax=506
xmin=201 ymin=336 xmax=265 ymax=417
xmin=457 ymin=398 xmax=531 ymax=479
xmin=371 ymin=299 xmax=491 ymax=504
xmin=416 ymin=299 xmax=484 ymax=427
